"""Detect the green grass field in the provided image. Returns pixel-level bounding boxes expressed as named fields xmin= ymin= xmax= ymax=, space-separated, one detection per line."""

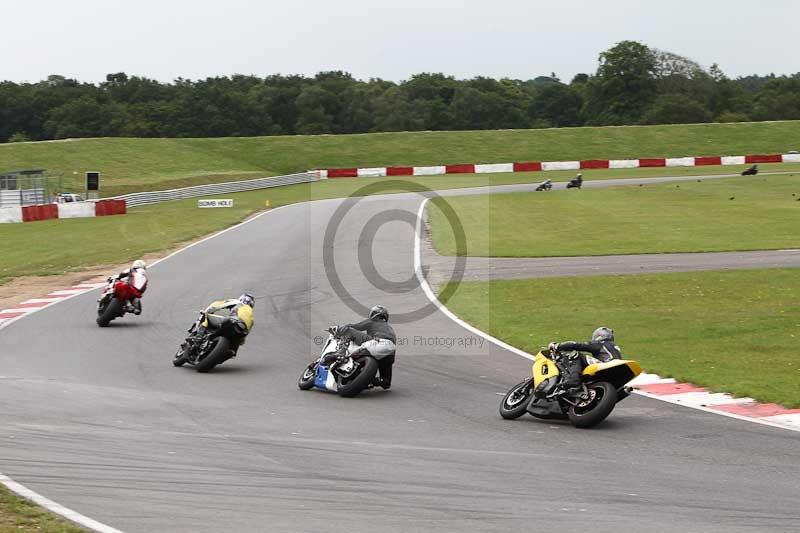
xmin=429 ymin=173 xmax=800 ymax=257
xmin=0 ymin=172 xmax=538 ymax=284
xmin=1 ymin=120 xmax=799 ymax=196
xmin=441 ymin=269 xmax=800 ymax=408
xmin=5 ymin=167 xmax=799 ymax=286
xmin=0 ymin=484 xmax=84 ymax=532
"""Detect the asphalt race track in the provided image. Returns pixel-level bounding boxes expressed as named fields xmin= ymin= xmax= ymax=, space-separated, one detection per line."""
xmin=1 ymin=178 xmax=799 ymax=532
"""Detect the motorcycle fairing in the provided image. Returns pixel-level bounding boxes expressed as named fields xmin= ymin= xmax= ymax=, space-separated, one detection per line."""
xmin=311 ymin=334 xmax=355 ymax=392
xmin=582 ymin=360 xmax=642 ymax=388
xmin=314 ymin=364 xmax=338 ymax=391
xmin=531 ymin=352 xmax=560 ymax=388
xmin=527 ymin=397 xmax=569 ymax=420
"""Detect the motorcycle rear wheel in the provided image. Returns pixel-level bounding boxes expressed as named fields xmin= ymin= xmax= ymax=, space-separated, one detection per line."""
xmin=337 ymin=356 xmax=379 ymax=397
xmin=499 ymin=380 xmax=533 ymax=419
xmin=568 ymin=381 xmax=617 ymax=428
xmin=96 ymin=298 xmax=122 ymax=327
xmin=298 ymin=363 xmax=317 ymax=390
xmin=194 ymin=337 xmax=232 ymax=373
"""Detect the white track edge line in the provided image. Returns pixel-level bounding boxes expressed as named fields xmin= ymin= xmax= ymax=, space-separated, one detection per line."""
xmin=0 ymin=474 xmax=124 ymax=533
xmin=0 ymin=205 xmax=290 ymax=333
xmin=413 ymin=198 xmax=800 ymax=434
xmin=0 ymin=204 xmax=291 ymax=532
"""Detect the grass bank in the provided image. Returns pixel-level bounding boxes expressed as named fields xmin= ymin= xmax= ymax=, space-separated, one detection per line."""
xmin=0 ymin=171 xmax=543 ymax=284
xmin=0 ymin=484 xmax=85 ymax=532
xmin=441 ymin=269 xmax=800 ymax=408
xmin=429 ymin=172 xmax=800 ymax=257
xmin=2 ymin=166 xmax=799 ymax=286
xmin=1 ymin=121 xmax=799 ymax=196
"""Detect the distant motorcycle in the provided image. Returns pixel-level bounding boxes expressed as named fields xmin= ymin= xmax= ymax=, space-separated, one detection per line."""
xmin=535 ymin=179 xmax=553 ymax=191
xmin=566 ymin=174 xmax=583 ymax=189
xmin=298 ymin=327 xmax=382 ymax=397
xmin=741 ymin=164 xmax=758 ymax=176
xmin=96 ymin=277 xmax=138 ymax=327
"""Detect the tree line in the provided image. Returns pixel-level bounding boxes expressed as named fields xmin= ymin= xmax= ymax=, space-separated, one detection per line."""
xmin=1 ymin=40 xmax=799 ymax=143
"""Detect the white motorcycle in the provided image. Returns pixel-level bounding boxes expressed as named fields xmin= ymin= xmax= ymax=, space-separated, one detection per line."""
xmin=298 ymin=327 xmax=381 ymax=397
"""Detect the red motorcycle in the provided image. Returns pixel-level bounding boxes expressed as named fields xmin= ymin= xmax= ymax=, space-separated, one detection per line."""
xmin=96 ymin=277 xmax=142 ymax=327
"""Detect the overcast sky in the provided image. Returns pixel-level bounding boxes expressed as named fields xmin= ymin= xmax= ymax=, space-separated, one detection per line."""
xmin=3 ymin=0 xmax=798 ymax=84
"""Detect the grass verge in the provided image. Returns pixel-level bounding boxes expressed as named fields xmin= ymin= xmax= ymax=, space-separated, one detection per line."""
xmin=1 ymin=121 xmax=799 ymax=196
xmin=2 ymin=166 xmax=799 ymax=286
xmin=429 ymin=171 xmax=800 ymax=257
xmin=0 ymin=484 xmax=85 ymax=532
xmin=440 ymin=269 xmax=800 ymax=408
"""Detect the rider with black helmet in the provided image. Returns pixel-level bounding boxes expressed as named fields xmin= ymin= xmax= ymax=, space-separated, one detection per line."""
xmin=548 ymin=327 xmax=622 ymax=392
xmin=327 ymin=305 xmax=396 ymax=389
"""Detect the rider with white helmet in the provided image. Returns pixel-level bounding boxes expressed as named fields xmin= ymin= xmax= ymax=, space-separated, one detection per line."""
xmin=114 ymin=259 xmax=148 ymax=315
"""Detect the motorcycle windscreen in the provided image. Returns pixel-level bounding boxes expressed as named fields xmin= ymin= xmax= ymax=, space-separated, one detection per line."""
xmin=314 ymin=365 xmax=338 ymax=392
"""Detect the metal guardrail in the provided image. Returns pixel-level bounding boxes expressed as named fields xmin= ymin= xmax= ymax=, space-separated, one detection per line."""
xmin=113 ymin=172 xmax=320 ymax=207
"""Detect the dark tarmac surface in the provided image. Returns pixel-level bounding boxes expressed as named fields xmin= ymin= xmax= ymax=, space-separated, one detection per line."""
xmin=0 ymin=176 xmax=798 ymax=532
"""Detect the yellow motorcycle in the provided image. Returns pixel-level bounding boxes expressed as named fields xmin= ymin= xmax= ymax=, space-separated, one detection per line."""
xmin=499 ymin=348 xmax=642 ymax=428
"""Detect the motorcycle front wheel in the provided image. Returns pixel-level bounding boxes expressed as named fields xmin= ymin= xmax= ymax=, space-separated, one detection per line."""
xmin=172 ymin=344 xmax=189 ymax=367
xmin=298 ymin=363 xmax=317 ymax=390
xmin=499 ymin=379 xmax=533 ymax=419
xmin=568 ymin=381 xmax=617 ymax=428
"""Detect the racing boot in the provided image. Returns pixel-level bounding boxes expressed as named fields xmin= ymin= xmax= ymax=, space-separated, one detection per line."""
xmin=132 ymin=298 xmax=142 ymax=315
xmin=556 ymin=356 xmax=583 ymax=394
xmin=376 ymin=359 xmax=393 ymax=390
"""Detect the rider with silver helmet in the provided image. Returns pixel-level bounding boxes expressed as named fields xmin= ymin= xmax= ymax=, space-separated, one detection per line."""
xmin=327 ymin=305 xmax=396 ymax=389
xmin=547 ymin=327 xmax=622 ymax=392
xmin=114 ymin=259 xmax=148 ymax=315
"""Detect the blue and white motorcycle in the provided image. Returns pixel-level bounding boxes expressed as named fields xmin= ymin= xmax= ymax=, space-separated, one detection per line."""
xmin=298 ymin=327 xmax=380 ymax=397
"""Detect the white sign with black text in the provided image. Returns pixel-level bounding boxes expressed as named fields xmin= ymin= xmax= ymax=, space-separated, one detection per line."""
xmin=198 ymin=199 xmax=234 ymax=208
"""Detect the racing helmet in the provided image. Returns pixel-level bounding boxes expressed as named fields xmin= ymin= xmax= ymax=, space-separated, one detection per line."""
xmin=132 ymin=259 xmax=147 ymax=270
xmin=591 ymin=326 xmax=614 ymax=342
xmin=369 ymin=304 xmax=389 ymax=322
xmin=239 ymin=293 xmax=255 ymax=308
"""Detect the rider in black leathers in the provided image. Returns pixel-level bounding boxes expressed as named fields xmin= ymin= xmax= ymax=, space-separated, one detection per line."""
xmin=549 ymin=327 xmax=621 ymax=392
xmin=325 ymin=305 xmax=397 ymax=389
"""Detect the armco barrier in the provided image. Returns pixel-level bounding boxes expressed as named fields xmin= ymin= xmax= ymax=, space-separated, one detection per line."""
xmin=113 ymin=172 xmax=319 ymax=207
xmin=1 ymin=173 xmax=319 ymax=223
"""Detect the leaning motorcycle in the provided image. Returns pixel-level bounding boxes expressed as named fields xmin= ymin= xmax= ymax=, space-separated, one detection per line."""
xmin=741 ymin=164 xmax=758 ymax=176
xmin=298 ymin=327 xmax=381 ymax=397
xmin=499 ymin=348 xmax=641 ymax=428
xmin=565 ymin=177 xmax=583 ymax=189
xmin=172 ymin=310 xmax=250 ymax=372
xmin=96 ymin=277 xmax=138 ymax=327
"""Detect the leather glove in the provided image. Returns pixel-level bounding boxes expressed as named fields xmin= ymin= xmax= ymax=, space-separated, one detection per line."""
xmin=548 ymin=342 xmax=559 ymax=354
